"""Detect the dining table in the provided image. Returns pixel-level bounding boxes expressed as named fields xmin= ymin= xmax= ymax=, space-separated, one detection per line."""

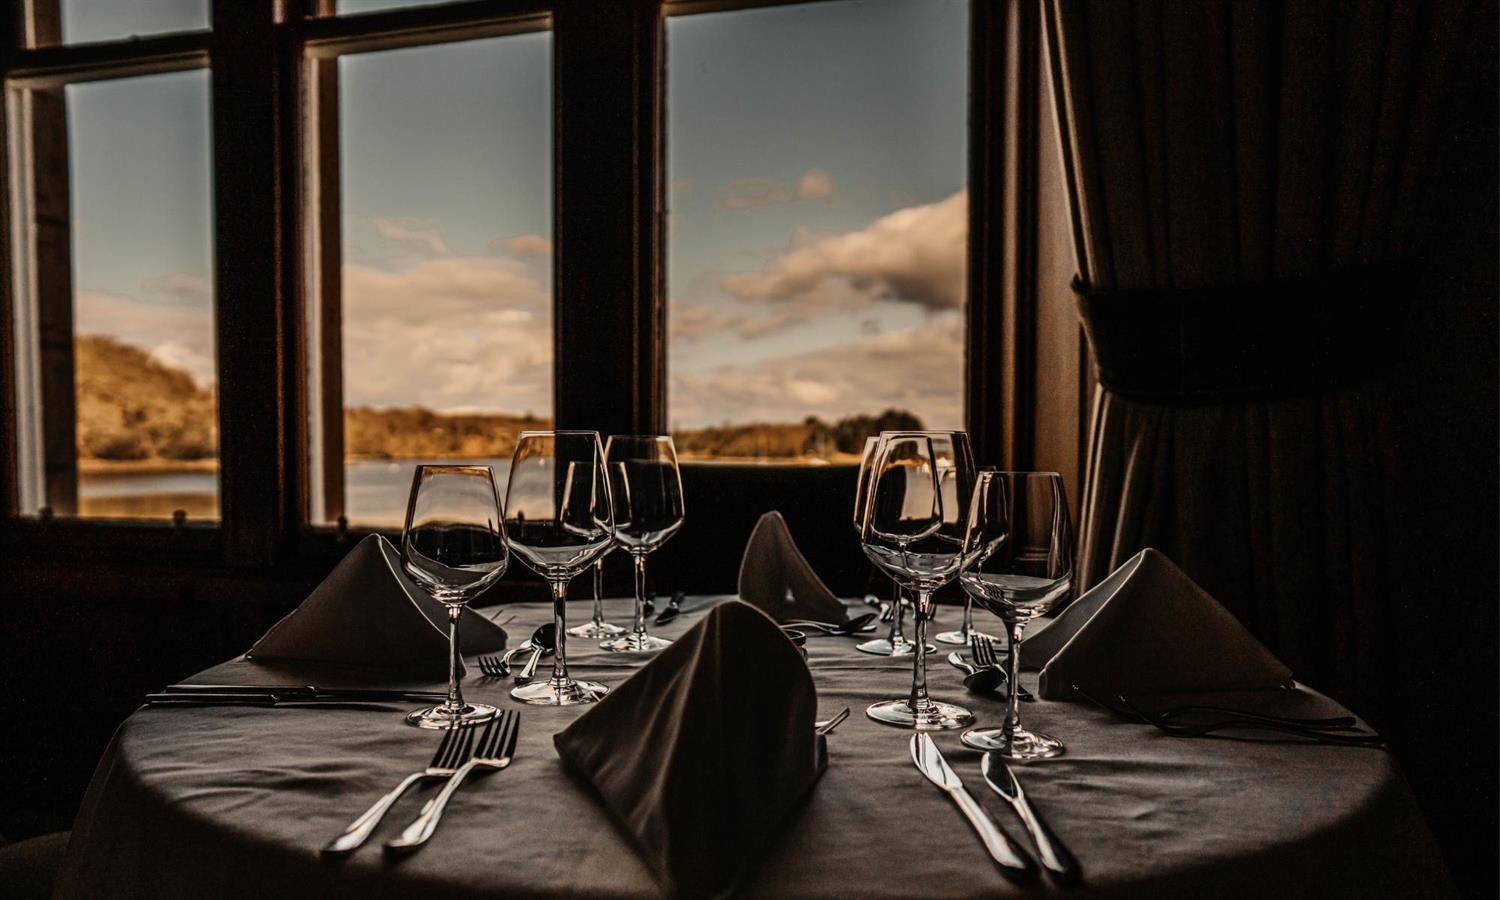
xmin=55 ymin=596 xmax=1453 ymax=899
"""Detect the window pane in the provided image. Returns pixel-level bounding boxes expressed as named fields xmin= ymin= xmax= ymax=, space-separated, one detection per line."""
xmin=666 ymin=0 xmax=968 ymax=463
xmin=54 ymin=0 xmax=210 ymax=45
xmin=333 ymin=0 xmax=463 ymax=15
xmin=307 ymin=31 xmax=553 ymax=527
xmin=61 ymin=71 xmax=216 ymax=519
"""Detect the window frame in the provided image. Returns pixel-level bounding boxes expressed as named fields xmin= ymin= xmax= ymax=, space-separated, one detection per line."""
xmin=1 ymin=0 xmax=1057 ymax=584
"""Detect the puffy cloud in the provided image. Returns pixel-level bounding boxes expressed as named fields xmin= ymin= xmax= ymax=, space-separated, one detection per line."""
xmin=75 ymin=290 xmax=216 ymax=386
xmin=339 ymin=257 xmax=552 ymax=413
xmin=141 ymin=272 xmax=211 ymax=300
xmin=371 ymin=217 xmax=451 ymax=256
xmin=794 ymin=170 xmax=834 ymax=201
xmin=670 ymin=316 xmax=963 ymax=429
xmin=722 ymin=189 xmax=966 ymax=315
xmin=719 ymin=169 xmax=836 ymax=210
xmin=493 ymin=233 xmax=552 ymax=257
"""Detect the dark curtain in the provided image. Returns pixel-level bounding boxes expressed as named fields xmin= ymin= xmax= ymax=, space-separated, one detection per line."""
xmin=1043 ymin=0 xmax=1486 ymax=730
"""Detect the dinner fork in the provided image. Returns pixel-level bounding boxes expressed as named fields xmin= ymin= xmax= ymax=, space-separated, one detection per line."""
xmin=322 ymin=723 xmax=478 ymax=855
xmin=385 ymin=710 xmax=521 ymax=852
xmin=477 ymin=655 xmax=510 ymax=677
xmin=972 ymin=635 xmax=1034 ymax=702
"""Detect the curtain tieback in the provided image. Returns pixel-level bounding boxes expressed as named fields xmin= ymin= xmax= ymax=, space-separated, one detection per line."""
xmin=1073 ymin=264 xmax=1413 ymax=405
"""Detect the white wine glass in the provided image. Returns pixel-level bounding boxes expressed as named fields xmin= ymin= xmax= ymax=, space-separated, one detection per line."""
xmin=569 ymin=551 xmax=625 ymax=639
xmin=931 ymin=431 xmax=994 ymax=647
xmin=503 ymin=431 xmax=615 ymax=705
xmin=861 ymin=432 xmax=975 ymax=730
xmin=600 ymin=435 xmax=684 ymax=653
xmin=959 ymin=471 xmax=1073 ymax=758
xmin=853 ymin=435 xmax=929 ymax=657
xmin=400 ymin=465 xmax=508 ymax=729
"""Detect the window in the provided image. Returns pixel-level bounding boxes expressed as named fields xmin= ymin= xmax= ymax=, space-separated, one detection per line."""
xmin=665 ymin=0 xmax=969 ymax=463
xmin=31 ymin=0 xmax=210 ymax=47
xmin=9 ymin=66 xmax=217 ymax=521
xmin=303 ymin=26 xmax=553 ymax=528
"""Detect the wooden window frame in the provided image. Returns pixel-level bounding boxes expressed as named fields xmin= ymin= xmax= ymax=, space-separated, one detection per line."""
xmin=1 ymin=0 xmax=1061 ymax=587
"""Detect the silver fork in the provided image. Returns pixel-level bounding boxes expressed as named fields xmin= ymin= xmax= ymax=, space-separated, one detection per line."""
xmin=322 ymin=723 xmax=477 ymax=855
xmin=973 ymin=634 xmax=1034 ymax=703
xmin=477 ymin=655 xmax=510 ymax=677
xmin=385 ymin=711 xmax=521 ymax=853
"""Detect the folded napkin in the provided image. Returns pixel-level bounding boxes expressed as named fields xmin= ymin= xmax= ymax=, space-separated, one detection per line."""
xmin=247 ymin=534 xmax=507 ymax=676
xmin=1022 ymin=548 xmax=1293 ymax=700
xmin=554 ymin=600 xmax=826 ymax=899
xmin=737 ymin=511 xmax=848 ymax=623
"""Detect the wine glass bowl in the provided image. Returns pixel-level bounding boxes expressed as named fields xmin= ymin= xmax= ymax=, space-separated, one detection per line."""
xmin=503 ymin=431 xmax=614 ymax=706
xmin=853 ymin=435 xmax=926 ymax=657
xmin=959 ymin=471 xmax=1074 ymax=758
xmin=860 ymin=432 xmax=975 ymax=730
xmin=600 ymin=435 xmax=685 ymax=654
xmin=400 ymin=465 xmax=508 ymax=729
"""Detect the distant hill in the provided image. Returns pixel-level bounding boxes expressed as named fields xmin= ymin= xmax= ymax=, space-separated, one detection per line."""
xmin=75 ymin=335 xmax=217 ymax=460
xmin=75 ymin=335 xmax=923 ymax=463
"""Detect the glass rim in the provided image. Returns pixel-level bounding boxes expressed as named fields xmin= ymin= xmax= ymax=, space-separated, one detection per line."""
xmin=516 ymin=429 xmax=600 ymax=438
xmin=410 ymin=463 xmax=495 ymax=476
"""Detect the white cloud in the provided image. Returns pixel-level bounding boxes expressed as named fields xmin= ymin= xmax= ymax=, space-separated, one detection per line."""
xmin=719 ymin=169 xmax=837 ymax=210
xmin=141 ymin=272 xmax=211 ymax=301
xmin=371 ymin=217 xmax=451 ymax=256
xmin=722 ymin=188 xmax=966 ymax=315
xmin=670 ymin=316 xmax=963 ymax=428
xmin=75 ymin=290 xmax=217 ymax=386
xmin=794 ymin=170 xmax=834 ymax=201
xmin=340 ymin=257 xmax=552 ymax=413
xmin=494 ymin=233 xmax=552 ymax=257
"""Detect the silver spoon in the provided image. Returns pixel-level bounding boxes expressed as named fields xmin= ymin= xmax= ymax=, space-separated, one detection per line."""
xmin=513 ymin=623 xmax=557 ymax=685
xmin=947 ymin=652 xmax=1033 ymax=701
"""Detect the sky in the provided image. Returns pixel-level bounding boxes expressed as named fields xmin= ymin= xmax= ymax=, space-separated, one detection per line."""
xmin=62 ymin=0 xmax=968 ymax=431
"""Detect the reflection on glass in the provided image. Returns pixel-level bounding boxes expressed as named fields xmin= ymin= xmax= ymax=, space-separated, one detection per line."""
xmin=62 ymin=70 xmax=218 ymax=520
xmin=336 ymin=0 xmax=462 ymax=14
xmin=312 ymin=30 xmax=553 ymax=527
xmin=666 ymin=0 xmax=968 ymax=463
xmin=56 ymin=0 xmax=209 ymax=46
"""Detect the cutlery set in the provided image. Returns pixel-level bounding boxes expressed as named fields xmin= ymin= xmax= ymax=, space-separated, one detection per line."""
xmin=145 ymin=684 xmax=447 ymax=707
xmin=911 ymin=733 xmax=1078 ymax=883
xmin=325 ymin=711 xmax=521 ymax=857
xmin=1072 ymin=685 xmax=1383 ymax=746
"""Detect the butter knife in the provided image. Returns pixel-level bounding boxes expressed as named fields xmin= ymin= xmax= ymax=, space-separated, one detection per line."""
xmin=910 ymin=734 xmax=1035 ymax=880
xmin=981 ymin=752 xmax=1079 ymax=883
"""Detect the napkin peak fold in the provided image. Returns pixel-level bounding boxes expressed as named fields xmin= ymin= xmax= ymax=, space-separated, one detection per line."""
xmin=554 ymin=600 xmax=826 ymax=899
xmin=737 ymin=510 xmax=848 ymax=623
xmin=247 ymin=534 xmax=507 ymax=676
xmin=1026 ymin=547 xmax=1293 ymax=700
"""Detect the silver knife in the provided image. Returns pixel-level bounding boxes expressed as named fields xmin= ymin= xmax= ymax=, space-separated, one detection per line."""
xmin=981 ymin=752 xmax=1080 ymax=883
xmin=910 ymin=734 xmax=1035 ymax=879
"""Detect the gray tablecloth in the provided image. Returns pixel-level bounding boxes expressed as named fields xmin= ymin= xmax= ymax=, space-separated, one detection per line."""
xmin=57 ymin=597 xmax=1451 ymax=899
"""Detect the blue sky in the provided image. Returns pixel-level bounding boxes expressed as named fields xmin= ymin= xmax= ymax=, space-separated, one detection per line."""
xmin=63 ymin=0 xmax=967 ymax=430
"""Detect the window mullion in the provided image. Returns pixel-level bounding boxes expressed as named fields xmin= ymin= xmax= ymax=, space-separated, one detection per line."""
xmin=210 ymin=0 xmax=286 ymax=564
xmin=552 ymin=0 xmax=662 ymax=436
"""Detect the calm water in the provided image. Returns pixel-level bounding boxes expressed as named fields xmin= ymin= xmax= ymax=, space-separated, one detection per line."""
xmin=78 ymin=459 xmax=514 ymax=525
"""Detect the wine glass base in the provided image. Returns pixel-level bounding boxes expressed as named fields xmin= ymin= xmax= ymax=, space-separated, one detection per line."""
xmin=934 ymin=629 xmax=1000 ymax=645
xmin=568 ymin=620 xmax=625 ymax=638
xmin=510 ymin=678 xmax=608 ymax=706
xmin=599 ymin=632 xmax=673 ymax=653
xmin=866 ymin=698 xmax=974 ymax=730
xmin=855 ymin=637 xmax=935 ymax=656
xmin=960 ymin=726 xmax=1064 ymax=758
xmin=405 ymin=702 xmax=499 ymax=729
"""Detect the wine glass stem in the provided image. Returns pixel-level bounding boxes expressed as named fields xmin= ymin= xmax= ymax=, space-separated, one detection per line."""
xmin=908 ymin=589 xmax=934 ymax=714
xmin=888 ymin=582 xmax=905 ymax=644
xmin=591 ymin=558 xmax=605 ymax=627
xmin=549 ymin=580 xmax=570 ymax=684
xmin=632 ymin=555 xmax=649 ymax=638
xmin=1004 ymin=620 xmax=1025 ymax=742
xmin=961 ymin=597 xmax=974 ymax=640
xmin=445 ymin=605 xmax=464 ymax=712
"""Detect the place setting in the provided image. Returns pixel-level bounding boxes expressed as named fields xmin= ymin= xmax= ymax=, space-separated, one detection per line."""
xmin=61 ymin=427 xmax=1431 ymax=899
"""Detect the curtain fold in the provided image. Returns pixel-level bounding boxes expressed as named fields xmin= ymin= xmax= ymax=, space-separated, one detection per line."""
xmin=1045 ymin=0 xmax=1483 ymax=728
